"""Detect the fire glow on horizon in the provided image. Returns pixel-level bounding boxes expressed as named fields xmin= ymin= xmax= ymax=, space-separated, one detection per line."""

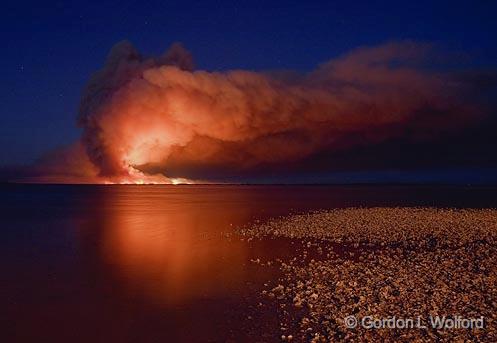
xmin=101 ymin=165 xmax=196 ymax=185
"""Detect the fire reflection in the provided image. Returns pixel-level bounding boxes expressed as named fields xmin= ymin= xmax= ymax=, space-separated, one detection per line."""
xmin=95 ymin=186 xmax=253 ymax=305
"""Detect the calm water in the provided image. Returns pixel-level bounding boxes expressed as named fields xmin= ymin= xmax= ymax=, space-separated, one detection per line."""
xmin=2 ymin=184 xmax=497 ymax=342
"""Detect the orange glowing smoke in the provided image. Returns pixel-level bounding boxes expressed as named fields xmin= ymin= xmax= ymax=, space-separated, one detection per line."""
xmin=31 ymin=41 xmax=494 ymax=184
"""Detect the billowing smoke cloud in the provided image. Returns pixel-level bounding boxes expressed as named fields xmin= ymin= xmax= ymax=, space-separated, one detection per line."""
xmin=38 ymin=41 xmax=497 ymax=183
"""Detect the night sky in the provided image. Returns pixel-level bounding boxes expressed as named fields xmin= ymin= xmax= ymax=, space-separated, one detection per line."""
xmin=2 ymin=1 xmax=497 ymax=183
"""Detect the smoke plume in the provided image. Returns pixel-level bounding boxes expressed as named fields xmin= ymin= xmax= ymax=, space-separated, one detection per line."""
xmin=35 ymin=41 xmax=497 ymax=183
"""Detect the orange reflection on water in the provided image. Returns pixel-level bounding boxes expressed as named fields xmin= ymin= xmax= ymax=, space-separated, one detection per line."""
xmin=97 ymin=186 xmax=254 ymax=305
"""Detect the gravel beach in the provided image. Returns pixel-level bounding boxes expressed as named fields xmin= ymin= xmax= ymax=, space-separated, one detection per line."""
xmin=241 ymin=208 xmax=497 ymax=342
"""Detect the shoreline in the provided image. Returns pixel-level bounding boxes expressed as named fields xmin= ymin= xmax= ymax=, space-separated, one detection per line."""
xmin=240 ymin=207 xmax=497 ymax=342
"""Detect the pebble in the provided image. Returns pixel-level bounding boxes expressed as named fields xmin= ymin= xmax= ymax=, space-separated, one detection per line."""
xmin=241 ymin=207 xmax=497 ymax=342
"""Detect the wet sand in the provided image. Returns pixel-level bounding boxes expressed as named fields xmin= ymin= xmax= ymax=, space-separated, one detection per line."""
xmin=241 ymin=208 xmax=497 ymax=342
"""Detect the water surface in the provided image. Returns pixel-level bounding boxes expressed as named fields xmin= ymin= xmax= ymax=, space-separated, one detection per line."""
xmin=2 ymin=184 xmax=497 ymax=342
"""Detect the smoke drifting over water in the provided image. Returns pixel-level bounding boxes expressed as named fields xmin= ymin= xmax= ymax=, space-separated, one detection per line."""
xmin=29 ymin=41 xmax=497 ymax=183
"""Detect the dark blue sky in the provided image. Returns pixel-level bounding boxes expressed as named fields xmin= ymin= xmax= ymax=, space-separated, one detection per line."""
xmin=2 ymin=0 xmax=497 ymax=166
